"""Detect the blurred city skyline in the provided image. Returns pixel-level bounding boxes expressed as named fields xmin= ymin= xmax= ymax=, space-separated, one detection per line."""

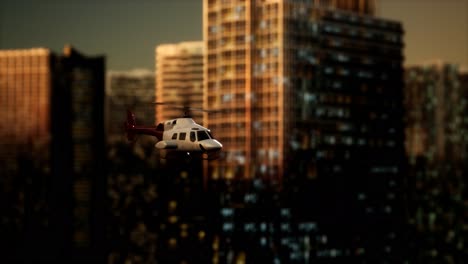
xmin=2 ymin=1 xmax=468 ymax=262
xmin=1 ymin=0 xmax=467 ymax=71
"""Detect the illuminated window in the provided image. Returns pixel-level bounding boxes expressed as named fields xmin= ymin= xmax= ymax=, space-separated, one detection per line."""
xmin=221 ymin=208 xmax=234 ymax=217
xmin=280 ymin=223 xmax=291 ymax=232
xmin=384 ymin=205 xmax=392 ymax=214
xmin=244 ymin=193 xmax=257 ymax=203
xmin=244 ymin=223 xmax=256 ymax=232
xmin=324 ymin=67 xmax=334 ymax=75
xmin=298 ymin=222 xmax=317 ymax=232
xmin=222 ymin=222 xmax=234 ymax=232
xmin=260 ymin=237 xmax=267 ymax=246
xmin=281 ymin=208 xmax=291 ymax=218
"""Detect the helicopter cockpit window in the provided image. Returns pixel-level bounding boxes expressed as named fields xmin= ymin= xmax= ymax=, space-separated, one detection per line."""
xmin=197 ymin=131 xmax=210 ymax=141
xmin=172 ymin=133 xmax=177 ymax=140
xmin=179 ymin=132 xmax=186 ymax=140
xmin=190 ymin=132 xmax=196 ymax=142
xmin=172 ymin=120 xmax=177 ymax=125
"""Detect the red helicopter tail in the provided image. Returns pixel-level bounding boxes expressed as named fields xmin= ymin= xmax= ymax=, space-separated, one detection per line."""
xmin=123 ymin=109 xmax=163 ymax=141
xmin=124 ymin=109 xmax=136 ymax=141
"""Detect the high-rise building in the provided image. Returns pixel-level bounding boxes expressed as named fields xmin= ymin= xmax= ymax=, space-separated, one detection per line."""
xmin=404 ymin=62 xmax=468 ymax=263
xmin=0 ymin=48 xmax=51 ymax=166
xmin=106 ymin=69 xmax=155 ymax=141
xmin=204 ymin=0 xmax=404 ymax=181
xmin=204 ymin=0 xmax=405 ymax=261
xmin=50 ymin=45 xmax=106 ymax=262
xmin=156 ymin=42 xmax=204 ymax=122
xmin=405 ymin=62 xmax=468 ymax=162
xmin=0 ymin=47 xmax=52 ymax=262
xmin=0 ymin=45 xmax=106 ymax=262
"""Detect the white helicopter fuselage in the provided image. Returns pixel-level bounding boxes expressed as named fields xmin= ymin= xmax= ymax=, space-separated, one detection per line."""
xmin=154 ymin=117 xmax=222 ymax=153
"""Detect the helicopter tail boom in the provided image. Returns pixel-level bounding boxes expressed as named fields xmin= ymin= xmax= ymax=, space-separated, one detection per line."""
xmin=124 ymin=110 xmax=163 ymax=141
xmin=124 ymin=110 xmax=136 ymax=141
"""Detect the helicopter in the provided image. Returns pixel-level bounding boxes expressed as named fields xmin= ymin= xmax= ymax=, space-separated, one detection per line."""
xmin=124 ymin=103 xmax=223 ymax=160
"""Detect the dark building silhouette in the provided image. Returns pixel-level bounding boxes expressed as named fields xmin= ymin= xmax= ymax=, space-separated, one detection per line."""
xmin=0 ymin=46 xmax=106 ymax=262
xmin=154 ymin=158 xmax=213 ymax=263
xmin=283 ymin=7 xmax=406 ymax=262
xmin=106 ymin=69 xmax=155 ymax=142
xmin=106 ymin=138 xmax=214 ymax=263
xmin=49 ymin=45 xmax=106 ymax=262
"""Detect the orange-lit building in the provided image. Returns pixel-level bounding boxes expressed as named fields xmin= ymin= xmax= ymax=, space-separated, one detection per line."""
xmin=156 ymin=42 xmax=204 ymax=122
xmin=204 ymin=0 xmax=394 ymax=184
xmin=0 ymin=47 xmax=52 ymax=261
xmin=0 ymin=48 xmax=51 ymax=165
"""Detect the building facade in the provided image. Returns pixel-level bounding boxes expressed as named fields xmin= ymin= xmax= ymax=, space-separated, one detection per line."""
xmin=0 ymin=48 xmax=52 ymax=262
xmin=0 ymin=46 xmax=106 ymax=262
xmin=204 ymin=0 xmax=406 ymax=261
xmin=106 ymin=69 xmax=155 ymax=141
xmin=204 ymin=0 xmax=404 ymax=181
xmin=156 ymin=42 xmax=204 ymax=122
xmin=0 ymin=48 xmax=51 ymax=165
xmin=50 ymin=45 xmax=106 ymax=262
xmin=404 ymin=62 xmax=468 ymax=263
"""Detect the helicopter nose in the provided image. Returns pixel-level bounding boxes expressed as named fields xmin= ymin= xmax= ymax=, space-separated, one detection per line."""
xmin=200 ymin=139 xmax=223 ymax=151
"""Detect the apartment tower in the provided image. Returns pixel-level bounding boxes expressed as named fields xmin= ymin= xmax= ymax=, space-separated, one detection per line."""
xmin=204 ymin=1 xmax=405 ymax=260
xmin=156 ymin=42 xmax=204 ymax=122
xmin=404 ymin=62 xmax=468 ymax=262
xmin=203 ymin=0 xmax=389 ymax=184
xmin=0 ymin=48 xmax=51 ymax=165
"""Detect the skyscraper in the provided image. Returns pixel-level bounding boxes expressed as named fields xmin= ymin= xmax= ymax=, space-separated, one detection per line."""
xmin=0 ymin=45 xmax=106 ymax=262
xmin=204 ymin=0 xmax=404 ymax=182
xmin=50 ymin=45 xmax=106 ymax=262
xmin=0 ymin=47 xmax=52 ymax=262
xmin=204 ymin=0 xmax=405 ymax=261
xmin=156 ymin=42 xmax=204 ymax=122
xmin=404 ymin=62 xmax=468 ymax=262
xmin=106 ymin=69 xmax=155 ymax=141
xmin=405 ymin=62 xmax=468 ymax=163
xmin=0 ymin=48 xmax=51 ymax=167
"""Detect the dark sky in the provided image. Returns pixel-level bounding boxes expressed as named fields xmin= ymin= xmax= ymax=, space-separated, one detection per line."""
xmin=1 ymin=0 xmax=467 ymax=71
